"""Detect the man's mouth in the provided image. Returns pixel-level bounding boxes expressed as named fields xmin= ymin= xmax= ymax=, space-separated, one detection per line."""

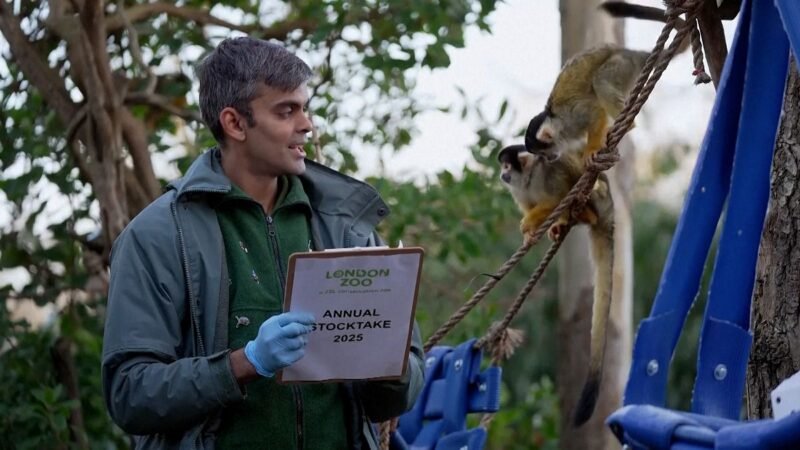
xmin=289 ymin=144 xmax=306 ymax=156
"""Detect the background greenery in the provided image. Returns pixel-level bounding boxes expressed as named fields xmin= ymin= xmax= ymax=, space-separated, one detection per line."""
xmin=0 ymin=1 xmax=711 ymax=448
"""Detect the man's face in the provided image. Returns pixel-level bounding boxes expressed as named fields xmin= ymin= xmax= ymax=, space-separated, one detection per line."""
xmin=239 ymin=83 xmax=311 ymax=176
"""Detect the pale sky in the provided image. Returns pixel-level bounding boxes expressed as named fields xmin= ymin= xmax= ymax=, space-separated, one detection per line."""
xmin=362 ymin=0 xmax=736 ymax=183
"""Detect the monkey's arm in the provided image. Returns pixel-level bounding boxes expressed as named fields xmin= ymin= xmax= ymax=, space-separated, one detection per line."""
xmin=520 ymin=203 xmax=558 ymax=242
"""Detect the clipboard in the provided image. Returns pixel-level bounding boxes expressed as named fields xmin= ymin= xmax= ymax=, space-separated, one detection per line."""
xmin=277 ymin=246 xmax=424 ymax=383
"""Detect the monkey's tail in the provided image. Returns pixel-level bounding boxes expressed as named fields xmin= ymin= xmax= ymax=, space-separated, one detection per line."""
xmin=573 ymin=220 xmax=615 ymax=427
xmin=600 ymin=1 xmax=690 ymax=53
xmin=601 ymin=1 xmax=671 ymax=23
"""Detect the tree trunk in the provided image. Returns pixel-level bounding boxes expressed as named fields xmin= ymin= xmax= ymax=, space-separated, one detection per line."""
xmin=556 ymin=2 xmax=633 ymax=448
xmin=0 ymin=0 xmax=162 ymax=261
xmin=51 ymin=336 xmax=90 ymax=450
xmin=746 ymin=59 xmax=800 ymax=419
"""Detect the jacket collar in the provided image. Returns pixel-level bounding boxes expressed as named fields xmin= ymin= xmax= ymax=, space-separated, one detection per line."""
xmin=168 ymin=147 xmax=390 ymax=226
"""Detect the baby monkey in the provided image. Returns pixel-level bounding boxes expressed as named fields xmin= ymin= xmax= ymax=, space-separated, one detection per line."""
xmin=498 ymin=142 xmax=615 ymax=427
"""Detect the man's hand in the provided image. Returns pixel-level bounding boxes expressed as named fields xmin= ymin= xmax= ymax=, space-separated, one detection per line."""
xmin=244 ymin=311 xmax=315 ymax=377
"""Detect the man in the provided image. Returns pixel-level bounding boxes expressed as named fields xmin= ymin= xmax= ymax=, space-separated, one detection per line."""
xmin=101 ymin=37 xmax=424 ymax=449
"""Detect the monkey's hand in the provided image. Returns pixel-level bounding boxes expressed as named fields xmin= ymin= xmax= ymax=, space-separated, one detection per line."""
xmin=520 ymin=205 xmax=554 ymax=244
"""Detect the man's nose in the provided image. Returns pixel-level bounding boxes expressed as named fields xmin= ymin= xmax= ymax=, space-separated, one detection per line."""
xmin=298 ymin=112 xmax=313 ymax=134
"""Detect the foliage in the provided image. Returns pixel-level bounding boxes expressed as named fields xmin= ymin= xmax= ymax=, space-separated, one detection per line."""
xmin=486 ymin=376 xmax=560 ymax=450
xmin=0 ymin=0 xmax=712 ymax=448
xmin=0 ymin=0 xmax=500 ymax=447
xmin=0 ymin=301 xmax=127 ymax=449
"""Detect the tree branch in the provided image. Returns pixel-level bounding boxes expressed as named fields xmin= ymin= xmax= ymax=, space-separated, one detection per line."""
xmin=104 ymin=2 xmax=316 ymax=40
xmin=124 ymin=165 xmax=153 ymax=218
xmin=115 ymin=0 xmax=156 ymax=94
xmin=105 ymin=2 xmax=254 ymax=33
xmin=0 ymin=108 xmax=15 ymax=154
xmin=68 ymin=140 xmax=94 ymax=188
xmin=51 ymin=337 xmax=89 ymax=450
xmin=119 ymin=108 xmax=161 ymax=201
xmin=0 ymin=3 xmax=78 ymax=124
xmin=81 ymin=0 xmax=116 ymax=100
xmin=125 ymin=91 xmax=203 ymax=123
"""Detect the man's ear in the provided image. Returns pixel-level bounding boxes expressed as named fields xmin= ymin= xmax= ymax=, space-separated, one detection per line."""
xmin=220 ymin=107 xmax=247 ymax=142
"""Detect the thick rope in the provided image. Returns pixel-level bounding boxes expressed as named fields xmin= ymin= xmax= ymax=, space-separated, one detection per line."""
xmin=423 ymin=228 xmax=542 ymax=351
xmin=380 ymin=2 xmax=707 ymax=447
xmin=379 ymin=418 xmax=398 ymax=450
xmin=691 ymin=18 xmax=713 ymax=84
xmin=476 ymin=231 xmax=567 ymax=356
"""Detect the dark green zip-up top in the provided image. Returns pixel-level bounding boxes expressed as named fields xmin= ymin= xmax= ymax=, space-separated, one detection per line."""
xmin=101 ymin=148 xmax=425 ymax=449
xmin=215 ymin=179 xmax=349 ymax=449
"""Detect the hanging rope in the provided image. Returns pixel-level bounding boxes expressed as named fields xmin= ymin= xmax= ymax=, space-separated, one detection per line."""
xmin=380 ymin=1 xmax=709 ymax=447
xmin=476 ymin=229 xmax=568 ymax=360
xmin=691 ymin=20 xmax=713 ymax=84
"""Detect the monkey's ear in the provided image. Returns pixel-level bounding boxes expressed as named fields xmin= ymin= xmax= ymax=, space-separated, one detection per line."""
xmin=536 ymin=122 xmax=556 ymax=144
xmin=498 ymin=144 xmax=525 ymax=163
xmin=525 ymin=110 xmax=548 ymax=150
xmin=518 ymin=151 xmax=535 ymax=170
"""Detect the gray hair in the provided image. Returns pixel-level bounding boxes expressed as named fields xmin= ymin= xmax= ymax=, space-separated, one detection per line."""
xmin=196 ymin=37 xmax=313 ymax=143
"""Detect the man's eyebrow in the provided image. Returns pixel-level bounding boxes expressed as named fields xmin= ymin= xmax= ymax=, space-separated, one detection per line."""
xmin=272 ymin=99 xmax=309 ymax=110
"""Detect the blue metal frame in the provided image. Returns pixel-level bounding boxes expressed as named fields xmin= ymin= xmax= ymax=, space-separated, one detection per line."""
xmin=610 ymin=0 xmax=800 ymax=447
xmin=392 ymin=339 xmax=502 ymax=450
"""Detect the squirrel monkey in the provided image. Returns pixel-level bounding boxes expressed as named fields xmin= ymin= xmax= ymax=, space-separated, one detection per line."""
xmin=526 ymin=3 xmax=694 ymax=162
xmin=526 ymin=45 xmax=650 ymax=163
xmin=498 ymin=144 xmax=615 ymax=427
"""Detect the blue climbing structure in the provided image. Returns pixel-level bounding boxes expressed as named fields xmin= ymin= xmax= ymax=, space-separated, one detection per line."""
xmin=391 ymin=339 xmax=502 ymax=450
xmin=608 ymin=0 xmax=800 ymax=448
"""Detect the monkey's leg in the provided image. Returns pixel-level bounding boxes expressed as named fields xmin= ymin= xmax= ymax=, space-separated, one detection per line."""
xmin=587 ymin=175 xmax=615 ymax=230
xmin=548 ymin=202 xmax=603 ymax=241
xmin=593 ymin=52 xmax=640 ymax=117
xmin=575 ymin=204 xmax=600 ymax=226
xmin=583 ymin=112 xmax=608 ymax=161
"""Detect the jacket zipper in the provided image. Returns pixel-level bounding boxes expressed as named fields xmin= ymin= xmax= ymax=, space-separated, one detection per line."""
xmin=265 ymin=213 xmax=303 ymax=449
xmin=265 ymin=215 xmax=287 ymax=291
xmin=172 ymin=198 xmax=209 ymax=356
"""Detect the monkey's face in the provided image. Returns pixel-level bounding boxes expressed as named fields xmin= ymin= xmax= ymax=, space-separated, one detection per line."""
xmin=498 ymin=145 xmax=523 ymax=184
xmin=498 ymin=144 xmax=537 ymax=185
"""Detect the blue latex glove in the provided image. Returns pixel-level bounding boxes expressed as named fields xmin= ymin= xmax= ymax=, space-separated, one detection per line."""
xmin=244 ymin=311 xmax=315 ymax=377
